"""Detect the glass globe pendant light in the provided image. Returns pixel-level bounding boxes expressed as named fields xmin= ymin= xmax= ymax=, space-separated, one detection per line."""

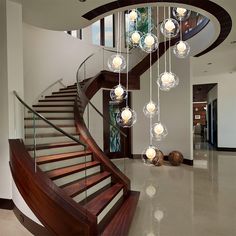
xmin=128 ymin=9 xmax=141 ymax=22
xmin=173 ymin=7 xmax=191 ymax=58
xmin=172 ymin=7 xmax=191 ymax=21
xmin=151 ymin=122 xmax=168 ymax=141
xmin=142 ymin=145 xmax=160 ymax=165
xmin=160 ymin=6 xmax=179 ymax=38
xmin=117 ymin=15 xmax=137 ymax=128
xmin=107 ymin=54 xmax=126 ymax=72
xmin=140 ymin=7 xmax=159 ymax=53
xmin=110 ymin=83 xmax=127 ymax=102
xmin=157 ymin=7 xmax=179 ymax=91
xmin=129 ymin=30 xmax=143 ymax=47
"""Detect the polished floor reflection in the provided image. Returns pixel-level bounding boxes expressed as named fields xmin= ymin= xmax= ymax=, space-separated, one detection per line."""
xmin=124 ymin=136 xmax=236 ymax=236
xmin=1 ymin=136 xmax=236 ymax=235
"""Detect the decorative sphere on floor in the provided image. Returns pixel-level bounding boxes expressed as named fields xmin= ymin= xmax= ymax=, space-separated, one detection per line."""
xmin=168 ymin=151 xmax=183 ymax=166
xmin=152 ymin=150 xmax=164 ymax=166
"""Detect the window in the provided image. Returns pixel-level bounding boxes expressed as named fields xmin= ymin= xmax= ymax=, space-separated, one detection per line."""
xmin=92 ymin=20 xmax=101 ymax=45
xmin=104 ymin=15 xmax=115 ymax=47
xmin=92 ymin=14 xmax=115 ymax=47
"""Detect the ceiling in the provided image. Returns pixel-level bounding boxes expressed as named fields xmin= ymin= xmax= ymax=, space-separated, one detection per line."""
xmin=13 ymin=0 xmax=236 ymax=78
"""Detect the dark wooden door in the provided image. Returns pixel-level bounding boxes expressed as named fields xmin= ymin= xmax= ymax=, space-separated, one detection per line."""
xmin=212 ymin=99 xmax=218 ymax=147
xmin=103 ymin=90 xmax=132 ymax=159
xmin=208 ymin=103 xmax=212 ymax=143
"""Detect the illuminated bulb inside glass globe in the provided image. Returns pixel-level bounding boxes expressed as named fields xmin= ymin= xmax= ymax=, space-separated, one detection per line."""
xmin=112 ymin=56 xmax=122 ymax=69
xmin=173 ymin=7 xmax=191 ymax=21
xmin=114 ymin=85 xmax=124 ymax=98
xmin=144 ymin=34 xmax=155 ymax=47
xmin=157 ymin=72 xmax=179 ymax=91
xmin=154 ymin=210 xmax=164 ymax=222
xmin=121 ymin=108 xmax=132 ymax=123
xmin=160 ymin=18 xmax=179 ymax=38
xmin=129 ymin=9 xmax=138 ymax=21
xmin=154 ymin=123 xmax=164 ymax=135
xmin=116 ymin=107 xmax=137 ymax=128
xmin=140 ymin=33 xmax=158 ymax=53
xmin=131 ymin=31 xmax=141 ymax=44
xmin=173 ymin=40 xmax=190 ymax=58
xmin=110 ymin=84 xmax=127 ymax=102
xmin=145 ymin=147 xmax=156 ymax=160
xmin=108 ymin=54 xmax=126 ymax=72
xmin=145 ymin=185 xmax=156 ymax=198
xmin=177 ymin=7 xmax=187 ymax=16
xmin=143 ymin=101 xmax=158 ymax=117
xmin=146 ymin=232 xmax=155 ymax=236
xmin=152 ymin=122 xmax=168 ymax=140
xmin=165 ymin=19 xmax=175 ymax=32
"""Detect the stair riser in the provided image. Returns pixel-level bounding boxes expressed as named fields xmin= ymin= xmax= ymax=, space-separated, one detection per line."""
xmin=38 ymin=101 xmax=74 ymax=105
xmin=73 ymin=177 xmax=111 ymax=203
xmin=54 ymin=166 xmax=101 ymax=187
xmin=52 ymin=92 xmax=77 ymax=96
xmin=34 ymin=107 xmax=73 ymax=111
xmin=25 ymin=127 xmax=76 ymax=135
xmin=39 ymin=155 xmax=92 ymax=172
xmin=97 ymin=189 xmax=124 ymax=224
xmin=45 ymin=97 xmax=76 ymax=100
xmin=28 ymin=145 xmax=85 ymax=156
xmin=60 ymin=89 xmax=77 ymax=93
xmin=24 ymin=119 xmax=74 ymax=126
xmin=25 ymin=135 xmax=80 ymax=145
xmin=28 ymin=112 xmax=74 ymax=118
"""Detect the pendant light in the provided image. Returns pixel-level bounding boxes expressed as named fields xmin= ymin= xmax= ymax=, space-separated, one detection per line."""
xmin=140 ymin=7 xmax=158 ymax=53
xmin=116 ymin=15 xmax=137 ymax=128
xmin=153 ymin=6 xmax=168 ymax=141
xmin=108 ymin=12 xmax=126 ymax=72
xmin=157 ymin=7 xmax=179 ymax=91
xmin=129 ymin=9 xmax=142 ymax=48
xmin=160 ymin=7 xmax=179 ymax=38
xmin=110 ymin=12 xmax=127 ymax=102
xmin=173 ymin=7 xmax=191 ymax=58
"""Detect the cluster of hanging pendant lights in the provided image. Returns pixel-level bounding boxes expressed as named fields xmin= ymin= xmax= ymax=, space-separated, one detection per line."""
xmin=107 ymin=5 xmax=191 ymax=163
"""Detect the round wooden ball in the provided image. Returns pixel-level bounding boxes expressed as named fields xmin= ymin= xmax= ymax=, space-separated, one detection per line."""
xmin=152 ymin=150 xmax=164 ymax=166
xmin=168 ymin=151 xmax=183 ymax=166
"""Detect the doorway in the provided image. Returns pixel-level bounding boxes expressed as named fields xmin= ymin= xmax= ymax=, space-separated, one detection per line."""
xmin=102 ymin=90 xmax=132 ymax=159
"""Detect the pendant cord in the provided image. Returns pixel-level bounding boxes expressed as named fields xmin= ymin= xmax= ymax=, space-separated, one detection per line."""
xmin=168 ymin=7 xmax=171 ymax=72
xmin=164 ymin=7 xmax=167 ymax=72
xmin=180 ymin=17 xmax=183 ymax=41
xmin=150 ymin=51 xmax=152 ymax=101
xmin=126 ymin=15 xmax=130 ymax=107
xmin=118 ymin=12 xmax=121 ymax=85
xmin=148 ymin=7 xmax=151 ymax=33
xmin=157 ymin=6 xmax=161 ymax=122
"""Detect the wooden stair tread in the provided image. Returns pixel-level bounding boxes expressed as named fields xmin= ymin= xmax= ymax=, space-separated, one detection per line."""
xmin=47 ymin=161 xmax=100 ymax=180
xmin=45 ymin=95 xmax=76 ymax=98
xmin=26 ymin=141 xmax=82 ymax=151
xmin=29 ymin=110 xmax=74 ymax=113
xmin=62 ymin=171 xmax=111 ymax=197
xmin=36 ymin=150 xmax=92 ymax=165
xmin=25 ymin=133 xmax=78 ymax=138
xmin=38 ymin=99 xmax=75 ymax=102
xmin=52 ymin=91 xmax=77 ymax=94
xmin=83 ymin=183 xmax=123 ymax=216
xmin=101 ymin=191 xmax=140 ymax=236
xmin=25 ymin=124 xmax=75 ymax=128
xmin=33 ymin=104 xmax=74 ymax=107
xmin=24 ymin=117 xmax=74 ymax=120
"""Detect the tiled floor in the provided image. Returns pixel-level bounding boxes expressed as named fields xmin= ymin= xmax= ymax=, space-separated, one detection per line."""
xmin=1 ymin=135 xmax=236 ymax=235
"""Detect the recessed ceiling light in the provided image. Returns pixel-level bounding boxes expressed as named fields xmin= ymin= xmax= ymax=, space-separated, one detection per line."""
xmin=78 ymin=0 xmax=86 ymax=2
xmin=230 ymin=40 xmax=236 ymax=44
xmin=204 ymin=70 xmax=208 ymax=73
xmin=207 ymin=62 xmax=212 ymax=65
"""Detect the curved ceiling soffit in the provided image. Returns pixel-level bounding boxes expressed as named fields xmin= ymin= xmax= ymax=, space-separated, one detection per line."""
xmin=82 ymin=0 xmax=232 ymax=57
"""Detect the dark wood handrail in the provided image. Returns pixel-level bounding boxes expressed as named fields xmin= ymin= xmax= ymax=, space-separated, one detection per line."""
xmin=9 ymin=139 xmax=97 ymax=235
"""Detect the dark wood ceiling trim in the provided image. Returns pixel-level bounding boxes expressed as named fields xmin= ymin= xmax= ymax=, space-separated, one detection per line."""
xmin=82 ymin=0 xmax=232 ymax=57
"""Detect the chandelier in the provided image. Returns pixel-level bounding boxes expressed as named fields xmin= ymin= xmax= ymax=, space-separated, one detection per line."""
xmin=107 ymin=5 xmax=192 ymax=164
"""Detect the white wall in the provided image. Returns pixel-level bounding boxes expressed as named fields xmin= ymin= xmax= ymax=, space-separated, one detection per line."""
xmin=193 ymin=72 xmax=236 ymax=148
xmin=0 ymin=0 xmax=24 ymax=199
xmin=132 ymin=52 xmax=192 ymax=159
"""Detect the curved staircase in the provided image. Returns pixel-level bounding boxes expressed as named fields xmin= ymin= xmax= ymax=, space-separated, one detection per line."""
xmin=10 ymin=83 xmax=139 ymax=236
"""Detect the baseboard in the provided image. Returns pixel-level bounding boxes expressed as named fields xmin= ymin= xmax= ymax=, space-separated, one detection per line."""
xmin=0 ymin=198 xmax=14 ymax=210
xmin=132 ymin=154 xmax=193 ymax=166
xmin=13 ymin=205 xmax=50 ymax=236
xmin=217 ymin=147 xmax=236 ymax=152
